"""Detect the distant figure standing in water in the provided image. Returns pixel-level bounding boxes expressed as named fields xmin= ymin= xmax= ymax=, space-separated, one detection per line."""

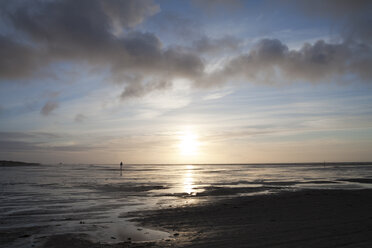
xmin=120 ymin=161 xmax=123 ymax=171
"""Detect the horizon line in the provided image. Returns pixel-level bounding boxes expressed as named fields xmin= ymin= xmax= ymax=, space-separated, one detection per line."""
xmin=48 ymin=161 xmax=372 ymax=165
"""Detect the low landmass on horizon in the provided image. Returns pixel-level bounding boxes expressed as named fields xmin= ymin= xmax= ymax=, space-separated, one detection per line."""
xmin=0 ymin=160 xmax=40 ymax=167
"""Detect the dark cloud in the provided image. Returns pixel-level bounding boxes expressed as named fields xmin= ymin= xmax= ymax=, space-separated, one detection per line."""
xmin=0 ymin=0 xmax=206 ymax=97
xmin=110 ymin=32 xmax=204 ymax=79
xmin=41 ymin=101 xmax=59 ymax=116
xmin=193 ymin=0 xmax=372 ymax=88
xmin=0 ymin=35 xmax=44 ymax=79
xmin=0 ymin=0 xmax=162 ymax=78
xmin=0 ymin=0 xmax=371 ymax=98
xmin=121 ymin=80 xmax=172 ymax=99
xmin=193 ymin=1 xmax=372 ymax=87
xmin=200 ymin=37 xmax=371 ymax=87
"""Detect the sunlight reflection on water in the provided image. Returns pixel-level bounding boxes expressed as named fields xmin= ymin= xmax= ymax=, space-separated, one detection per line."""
xmin=183 ymin=165 xmax=194 ymax=195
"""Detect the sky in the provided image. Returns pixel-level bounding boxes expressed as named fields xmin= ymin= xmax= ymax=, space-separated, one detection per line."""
xmin=0 ymin=0 xmax=372 ymax=164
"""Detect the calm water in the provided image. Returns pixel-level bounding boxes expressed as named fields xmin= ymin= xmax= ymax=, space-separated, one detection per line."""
xmin=1 ymin=163 xmax=371 ymax=247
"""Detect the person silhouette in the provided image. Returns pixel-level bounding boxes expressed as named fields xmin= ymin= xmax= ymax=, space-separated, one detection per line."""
xmin=120 ymin=162 xmax=123 ymax=176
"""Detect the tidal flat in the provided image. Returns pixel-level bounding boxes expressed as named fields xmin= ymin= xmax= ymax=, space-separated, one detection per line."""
xmin=1 ymin=163 xmax=372 ymax=247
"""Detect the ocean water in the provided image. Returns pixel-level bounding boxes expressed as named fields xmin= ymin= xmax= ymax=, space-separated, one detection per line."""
xmin=1 ymin=163 xmax=371 ymax=247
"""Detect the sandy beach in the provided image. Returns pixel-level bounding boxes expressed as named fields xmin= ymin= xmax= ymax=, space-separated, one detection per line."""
xmin=39 ymin=189 xmax=372 ymax=248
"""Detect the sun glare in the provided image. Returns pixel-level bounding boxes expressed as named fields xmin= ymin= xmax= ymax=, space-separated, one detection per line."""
xmin=183 ymin=165 xmax=194 ymax=194
xmin=179 ymin=131 xmax=199 ymax=156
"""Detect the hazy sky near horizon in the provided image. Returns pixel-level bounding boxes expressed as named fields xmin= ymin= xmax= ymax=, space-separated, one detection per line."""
xmin=0 ymin=0 xmax=372 ymax=164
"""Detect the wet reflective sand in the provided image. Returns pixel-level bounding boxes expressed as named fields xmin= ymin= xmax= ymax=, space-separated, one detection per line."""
xmin=1 ymin=163 xmax=371 ymax=247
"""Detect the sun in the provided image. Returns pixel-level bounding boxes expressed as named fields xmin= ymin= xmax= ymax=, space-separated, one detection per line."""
xmin=178 ymin=131 xmax=199 ymax=156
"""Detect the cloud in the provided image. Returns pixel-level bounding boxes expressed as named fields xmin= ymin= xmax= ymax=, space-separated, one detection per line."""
xmin=110 ymin=32 xmax=204 ymax=79
xmin=101 ymin=0 xmax=160 ymax=29
xmin=192 ymin=0 xmax=372 ymax=87
xmin=121 ymin=80 xmax=172 ymax=99
xmin=0 ymin=131 xmax=60 ymax=140
xmin=0 ymin=0 xmax=206 ymax=97
xmin=0 ymin=35 xmax=44 ymax=79
xmin=41 ymin=101 xmax=59 ymax=116
xmin=0 ymin=131 xmax=60 ymax=152
xmin=0 ymin=131 xmax=102 ymax=153
xmin=74 ymin=113 xmax=86 ymax=123
xmin=42 ymin=90 xmax=61 ymax=98
xmin=0 ymin=139 xmax=100 ymax=153
xmin=146 ymin=12 xmax=242 ymax=56
xmin=203 ymin=89 xmax=233 ymax=100
xmin=0 ymin=0 xmax=371 ymax=98
xmin=0 ymin=1 xmax=155 ymax=77
xmin=199 ymin=37 xmax=371 ymax=87
xmin=0 ymin=0 xmax=161 ymax=78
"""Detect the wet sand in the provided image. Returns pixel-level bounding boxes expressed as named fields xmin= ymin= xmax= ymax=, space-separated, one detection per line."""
xmin=41 ymin=189 xmax=372 ymax=247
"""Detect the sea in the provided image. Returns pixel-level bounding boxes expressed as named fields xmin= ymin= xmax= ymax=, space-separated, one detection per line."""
xmin=1 ymin=163 xmax=371 ymax=247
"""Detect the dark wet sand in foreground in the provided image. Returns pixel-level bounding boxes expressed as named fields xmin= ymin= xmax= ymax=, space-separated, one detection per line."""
xmin=43 ymin=189 xmax=372 ymax=248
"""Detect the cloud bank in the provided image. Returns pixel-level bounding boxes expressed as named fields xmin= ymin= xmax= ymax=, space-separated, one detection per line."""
xmin=201 ymin=37 xmax=371 ymax=87
xmin=0 ymin=0 xmax=203 ymax=87
xmin=0 ymin=0 xmax=371 ymax=98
